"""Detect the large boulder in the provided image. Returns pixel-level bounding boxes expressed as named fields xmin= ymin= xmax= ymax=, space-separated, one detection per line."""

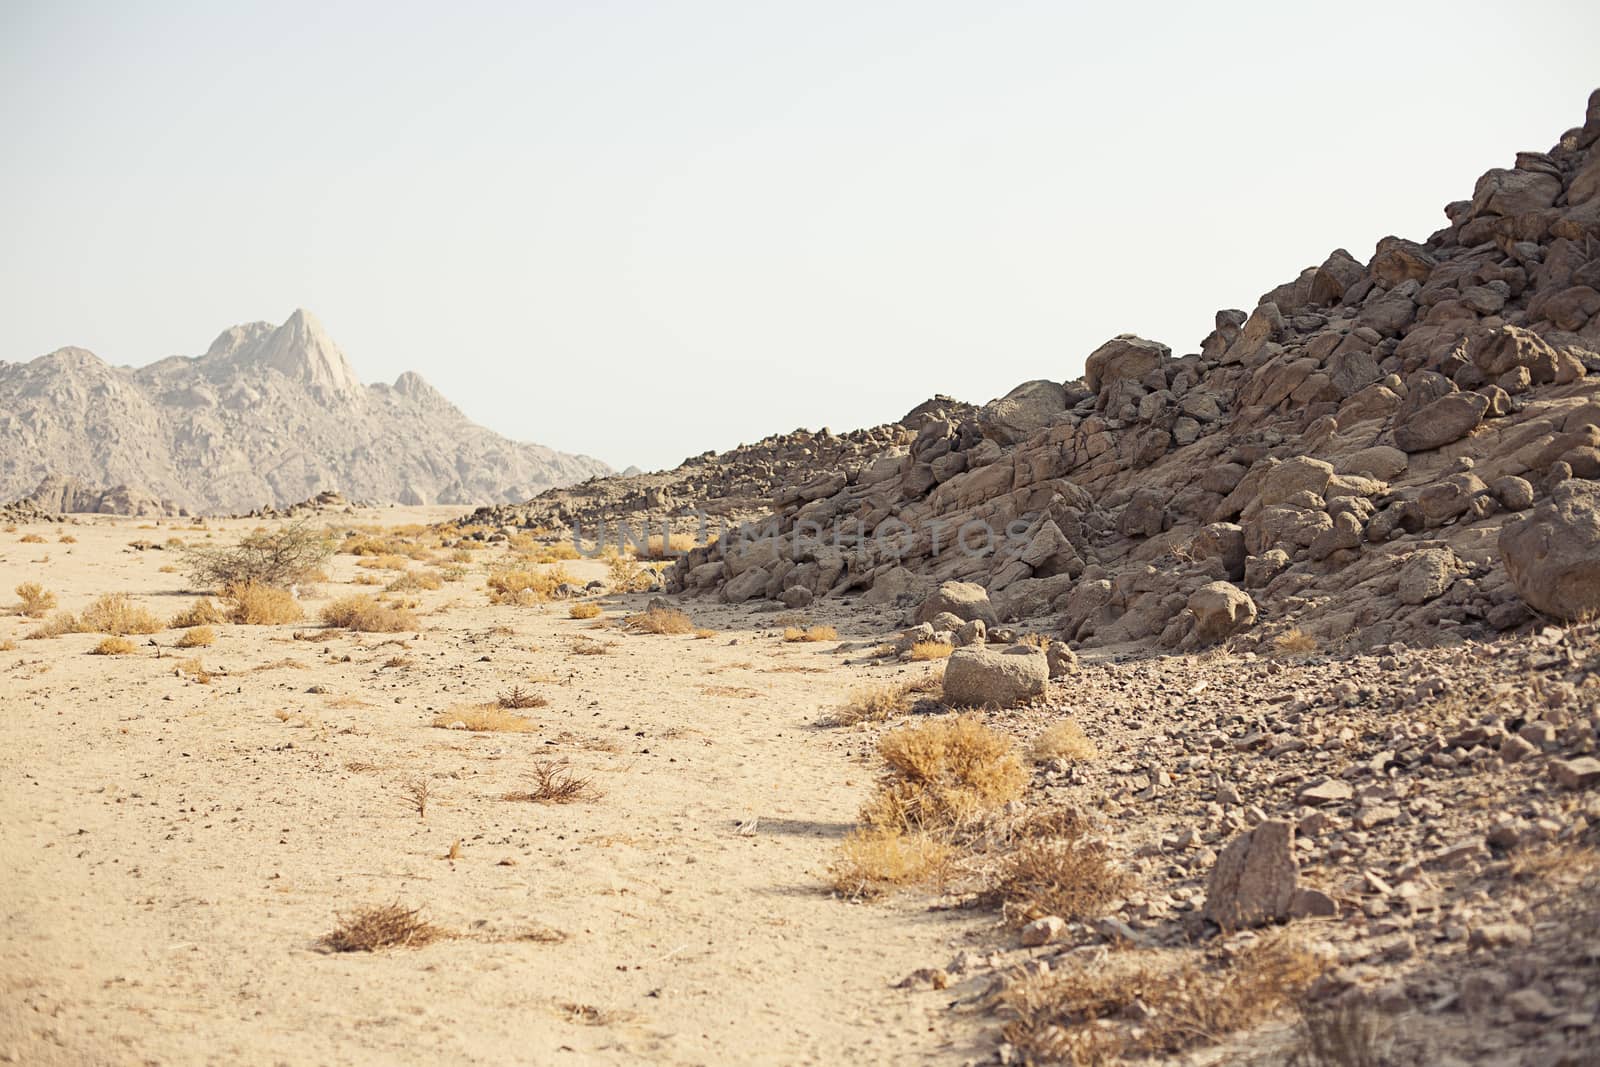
xmin=1083 ymin=335 xmax=1170 ymax=394
xmin=915 ymin=581 xmax=998 ymax=627
xmin=1499 ymin=479 xmax=1600 ymax=620
xmin=1392 ymin=391 xmax=1490 ymax=453
xmin=942 ymin=646 xmax=1049 ymax=709
xmin=1187 ymin=581 xmax=1258 ymax=643
xmin=1203 ymin=820 xmax=1298 ymax=931
xmin=978 ymin=380 xmax=1068 ymax=446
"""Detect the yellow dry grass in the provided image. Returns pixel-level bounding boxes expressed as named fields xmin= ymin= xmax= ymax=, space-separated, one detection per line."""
xmin=90 ymin=636 xmax=137 ymax=656
xmin=169 ymin=598 xmax=225 ymax=628
xmin=827 ymin=671 xmax=943 ymax=726
xmin=14 ymin=582 xmax=56 ymax=618
xmin=985 ymin=835 xmax=1132 ymax=924
xmin=320 ymin=595 xmax=418 ymax=633
xmin=626 ymin=606 xmax=694 ymax=635
xmin=224 ymin=582 xmax=304 ymax=625
xmin=1030 ymin=719 xmax=1098 ymax=763
xmin=783 ymin=625 xmax=838 ymax=643
xmin=908 ymin=640 xmax=953 ymax=660
xmin=80 ymin=593 xmax=162 ymax=635
xmin=322 ymin=904 xmax=449 ymax=952
xmin=430 ymin=702 xmax=538 ymax=732
xmin=175 ymin=625 xmax=216 ymax=648
xmin=829 ymin=827 xmax=953 ymax=899
xmin=568 ymin=602 xmax=602 ymax=619
xmin=1273 ymin=627 xmax=1319 ymax=655
xmin=861 ymin=715 xmax=1026 ymax=832
xmin=487 ymin=565 xmax=573 ymax=606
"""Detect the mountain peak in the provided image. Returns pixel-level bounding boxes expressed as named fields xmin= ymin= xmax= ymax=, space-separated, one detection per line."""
xmin=255 ymin=308 xmax=363 ymax=402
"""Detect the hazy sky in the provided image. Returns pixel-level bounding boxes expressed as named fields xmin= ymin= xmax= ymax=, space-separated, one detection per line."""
xmin=2 ymin=2 xmax=1596 ymax=471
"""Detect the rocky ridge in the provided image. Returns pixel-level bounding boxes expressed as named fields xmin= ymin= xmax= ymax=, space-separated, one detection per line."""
xmin=665 ymin=89 xmax=1600 ymax=653
xmin=0 ymin=309 xmax=610 ymax=515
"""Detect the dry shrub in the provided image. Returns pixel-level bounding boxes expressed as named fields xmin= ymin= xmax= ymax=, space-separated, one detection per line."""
xmin=322 ymin=904 xmax=449 ymax=952
xmin=80 ymin=593 xmax=162 ymax=635
xmin=828 ymin=672 xmax=943 ymax=727
xmin=1274 ymin=627 xmax=1319 ymax=655
xmin=1288 ymin=1000 xmax=1393 ymax=1067
xmin=386 ymin=569 xmax=443 ymax=592
xmin=569 ymin=636 xmax=614 ymax=655
xmin=626 ymin=606 xmax=694 ymax=634
xmin=225 ymin=582 xmax=304 ymax=625
xmin=19 ymin=533 xmax=45 ymax=543
xmin=170 ymin=597 xmax=224 ymax=628
xmin=497 ymin=685 xmax=547 ymax=709
xmin=985 ymin=836 xmax=1132 ymax=924
xmin=862 ymin=715 xmax=1026 ymax=832
xmin=175 ymin=625 xmax=215 ymax=648
xmin=176 ymin=656 xmax=212 ymax=683
xmin=90 ymin=636 xmax=137 ymax=656
xmin=999 ymin=935 xmax=1323 ymax=1064
xmin=14 ymin=582 xmax=56 ymax=618
xmin=830 ymin=827 xmax=953 ymax=899
xmin=784 ymin=624 xmax=838 ymax=643
xmin=59 ymin=534 xmax=76 ymax=543
xmin=357 ymin=554 xmax=411 ymax=571
xmin=908 ymin=640 xmax=953 ymax=660
xmin=511 ymin=537 xmax=581 ymax=563
xmin=26 ymin=611 xmax=80 ymax=639
xmin=319 ymin=595 xmax=416 ymax=632
xmin=606 ymin=555 xmax=655 ymax=593
xmin=694 ymin=627 xmax=717 ymax=639
xmin=1019 ymin=632 xmax=1052 ymax=649
xmin=180 ymin=520 xmax=333 ymax=589
xmin=0 ymin=639 xmax=17 ymax=652
xmin=569 ymin=602 xmax=601 ymax=619
xmin=487 ymin=565 xmax=573 ymax=605
xmin=502 ymin=760 xmax=600 ymax=804
xmin=1030 ymin=719 xmax=1098 ymax=763
xmin=431 ymin=702 xmax=537 ymax=732
xmin=644 ymin=532 xmax=697 ymax=559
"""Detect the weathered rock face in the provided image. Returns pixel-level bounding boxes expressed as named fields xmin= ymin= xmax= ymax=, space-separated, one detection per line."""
xmin=915 ymin=582 xmax=999 ymax=627
xmin=0 ymin=309 xmax=610 ymax=515
xmin=1499 ymin=479 xmax=1600 ymax=620
xmin=646 ymin=91 xmax=1600 ymax=651
xmin=941 ymin=646 xmax=1048 ymax=709
xmin=1202 ymin=820 xmax=1298 ymax=930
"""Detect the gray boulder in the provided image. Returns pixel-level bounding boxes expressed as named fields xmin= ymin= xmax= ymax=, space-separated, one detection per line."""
xmin=1499 ymin=479 xmax=1600 ymax=620
xmin=942 ymin=646 xmax=1048 ymax=708
xmin=915 ymin=581 xmax=998 ymax=627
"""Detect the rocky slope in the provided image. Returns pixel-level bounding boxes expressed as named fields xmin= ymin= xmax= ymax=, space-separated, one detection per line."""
xmin=662 ymin=88 xmax=1600 ymax=652
xmin=0 ymin=309 xmax=610 ymax=515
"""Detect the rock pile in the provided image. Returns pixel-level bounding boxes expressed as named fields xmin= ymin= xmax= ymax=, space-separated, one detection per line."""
xmin=669 ymin=89 xmax=1600 ymax=651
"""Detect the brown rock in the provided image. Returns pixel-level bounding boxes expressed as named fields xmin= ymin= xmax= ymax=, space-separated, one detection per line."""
xmin=1202 ymin=820 xmax=1298 ymax=930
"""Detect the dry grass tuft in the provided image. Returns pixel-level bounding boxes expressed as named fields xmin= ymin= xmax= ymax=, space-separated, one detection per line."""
xmin=322 ymin=903 xmax=449 ymax=952
xmin=1030 ymin=719 xmax=1098 ymax=763
xmin=19 ymin=533 xmax=46 ymax=543
xmin=170 ymin=598 xmax=225 ymax=628
xmin=431 ymin=702 xmax=537 ymax=732
xmin=1288 ymin=1000 xmax=1393 ymax=1067
xmin=0 ymin=639 xmax=17 ymax=652
xmin=497 ymin=685 xmax=548 ymax=710
xmin=175 ymin=625 xmax=216 ymax=648
xmin=985 ymin=835 xmax=1132 ymax=924
xmin=486 ymin=565 xmax=574 ymax=606
xmin=225 ymin=582 xmax=304 ymax=625
xmin=81 ymin=593 xmax=162 ymax=635
xmin=568 ymin=601 xmax=602 ymax=619
xmin=27 ymin=611 xmax=80 ymax=639
xmin=90 ymin=636 xmax=138 ymax=656
xmin=175 ymin=656 xmax=213 ymax=683
xmin=357 ymin=554 xmax=411 ymax=571
xmin=827 ymin=671 xmax=944 ymax=726
xmin=999 ymin=935 xmax=1323 ymax=1063
xmin=862 ymin=714 xmax=1026 ymax=832
xmin=1274 ymin=626 xmax=1319 ymax=655
xmin=605 ymin=554 xmax=657 ymax=593
xmin=386 ymin=569 xmax=444 ymax=592
xmin=626 ymin=606 xmax=694 ymax=634
xmin=319 ymin=595 xmax=417 ymax=632
xmin=569 ymin=636 xmax=614 ymax=655
xmin=830 ymin=827 xmax=953 ymax=899
xmin=784 ymin=624 xmax=838 ymax=643
xmin=14 ymin=582 xmax=57 ymax=618
xmin=502 ymin=760 xmax=600 ymax=804
xmin=908 ymin=640 xmax=953 ymax=660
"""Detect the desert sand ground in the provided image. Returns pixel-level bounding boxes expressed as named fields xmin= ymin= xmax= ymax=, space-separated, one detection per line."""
xmin=0 ymin=511 xmax=989 ymax=1066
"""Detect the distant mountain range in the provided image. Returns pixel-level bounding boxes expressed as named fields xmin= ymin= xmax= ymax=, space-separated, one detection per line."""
xmin=0 ymin=309 xmax=610 ymax=514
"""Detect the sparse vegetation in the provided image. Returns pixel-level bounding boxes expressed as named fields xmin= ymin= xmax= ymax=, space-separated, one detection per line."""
xmin=984 ymin=834 xmax=1132 ymax=924
xmin=0 ymin=639 xmax=17 ymax=652
xmin=487 ymin=565 xmax=573 ymax=605
xmin=13 ymin=582 xmax=57 ymax=618
xmin=385 ymin=569 xmax=444 ymax=592
xmin=180 ymin=520 xmax=333 ymax=590
xmin=169 ymin=597 xmax=225 ymax=628
xmin=860 ymin=715 xmax=1026 ymax=833
xmin=80 ymin=593 xmax=162 ymax=635
xmin=322 ymin=903 xmax=449 ymax=952
xmin=175 ymin=625 xmax=216 ymax=648
xmin=999 ymin=935 xmax=1322 ymax=1063
xmin=626 ymin=606 xmax=694 ymax=634
xmin=401 ymin=777 xmax=430 ymax=820
xmin=1029 ymin=719 xmax=1097 ymax=763
xmin=908 ymin=640 xmax=953 ymax=660
xmin=827 ymin=672 xmax=943 ymax=726
xmin=19 ymin=533 xmax=45 ymax=543
xmin=90 ymin=636 xmax=137 ymax=656
xmin=784 ymin=624 xmax=838 ymax=643
xmin=431 ymin=702 xmax=537 ymax=732
xmin=502 ymin=760 xmax=600 ymax=804
xmin=606 ymin=555 xmax=655 ymax=593
xmin=568 ymin=601 xmax=601 ymax=619
xmin=497 ymin=686 xmax=547 ymax=710
xmin=319 ymin=595 xmax=417 ymax=632
xmin=1274 ymin=626 xmax=1319 ymax=655
xmin=26 ymin=611 xmax=80 ymax=639
xmin=830 ymin=826 xmax=953 ymax=899
xmin=224 ymin=582 xmax=304 ymax=625
xmin=1287 ymin=1000 xmax=1393 ymax=1067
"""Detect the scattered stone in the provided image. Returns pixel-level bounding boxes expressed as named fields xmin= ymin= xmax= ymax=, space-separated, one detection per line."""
xmin=1202 ymin=820 xmax=1298 ymax=930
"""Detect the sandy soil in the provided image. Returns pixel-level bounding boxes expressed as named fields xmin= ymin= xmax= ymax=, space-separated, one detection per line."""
xmin=0 ymin=511 xmax=989 ymax=1066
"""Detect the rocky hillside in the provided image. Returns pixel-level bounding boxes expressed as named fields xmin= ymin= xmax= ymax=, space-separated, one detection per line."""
xmin=663 ymin=88 xmax=1600 ymax=651
xmin=0 ymin=309 xmax=610 ymax=515
xmin=461 ymin=395 xmax=978 ymax=535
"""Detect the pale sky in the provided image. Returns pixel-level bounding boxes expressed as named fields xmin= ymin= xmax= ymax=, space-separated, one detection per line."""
xmin=2 ymin=2 xmax=1596 ymax=472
